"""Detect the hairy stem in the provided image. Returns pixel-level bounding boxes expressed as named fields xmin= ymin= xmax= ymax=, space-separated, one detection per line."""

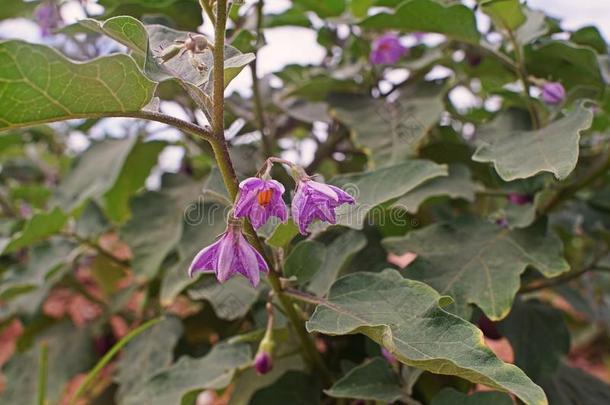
xmin=208 ymin=0 xmax=332 ymax=385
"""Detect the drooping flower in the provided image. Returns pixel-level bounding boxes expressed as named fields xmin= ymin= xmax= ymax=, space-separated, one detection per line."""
xmin=188 ymin=219 xmax=268 ymax=287
xmin=234 ymin=177 xmax=288 ymax=229
xmin=292 ymin=179 xmax=355 ymax=234
xmin=541 ymin=82 xmax=566 ymax=105
xmin=370 ymin=33 xmax=408 ymax=65
xmin=253 ymin=351 xmax=273 ymax=375
xmin=34 ymin=1 xmax=62 ymax=37
xmin=381 ymin=347 xmax=397 ymax=365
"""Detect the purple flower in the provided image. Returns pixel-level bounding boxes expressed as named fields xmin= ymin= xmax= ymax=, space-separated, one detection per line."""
xmin=234 ymin=177 xmax=288 ymax=229
xmin=253 ymin=351 xmax=273 ymax=375
xmin=507 ymin=193 xmax=532 ymax=205
xmin=34 ymin=2 xmax=62 ymax=37
xmin=188 ymin=220 xmax=268 ymax=287
xmin=541 ymin=82 xmax=566 ymax=105
xmin=370 ymin=33 xmax=408 ymax=65
xmin=292 ymin=179 xmax=355 ymax=234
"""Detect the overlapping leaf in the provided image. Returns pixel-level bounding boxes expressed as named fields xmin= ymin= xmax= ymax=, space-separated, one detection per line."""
xmin=330 ymin=160 xmax=447 ymax=229
xmin=0 ymin=40 xmax=156 ymax=130
xmin=383 ymin=218 xmax=569 ymax=320
xmin=360 ymin=0 xmax=480 ymax=43
xmin=307 ymin=269 xmax=547 ymax=405
xmin=330 ymin=84 xmax=445 ymax=167
xmin=473 ymin=103 xmax=593 ymax=181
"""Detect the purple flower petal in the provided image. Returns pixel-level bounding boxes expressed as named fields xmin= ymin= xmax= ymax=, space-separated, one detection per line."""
xmin=188 ymin=238 xmax=222 ymax=277
xmin=541 ymin=82 xmax=566 ymax=105
xmin=234 ymin=177 xmax=288 ymax=229
xmin=370 ymin=33 xmax=408 ymax=65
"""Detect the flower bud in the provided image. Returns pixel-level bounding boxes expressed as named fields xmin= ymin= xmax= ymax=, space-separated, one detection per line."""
xmin=507 ymin=193 xmax=532 ymax=206
xmin=541 ymin=82 xmax=565 ymax=105
xmin=253 ymin=350 xmax=273 ymax=375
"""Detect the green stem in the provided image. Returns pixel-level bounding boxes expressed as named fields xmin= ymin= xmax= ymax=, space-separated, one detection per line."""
xmin=37 ymin=342 xmax=48 ymax=405
xmin=199 ymin=0 xmax=216 ymax=26
xmin=506 ymin=28 xmax=541 ymax=129
xmin=69 ymin=318 xmax=161 ymax=405
xmin=208 ymin=0 xmax=332 ymax=385
xmin=251 ymin=0 xmax=274 ymax=157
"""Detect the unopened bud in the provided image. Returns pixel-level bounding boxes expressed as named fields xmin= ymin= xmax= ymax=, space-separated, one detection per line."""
xmin=253 ymin=350 xmax=273 ymax=375
xmin=541 ymin=82 xmax=566 ymax=105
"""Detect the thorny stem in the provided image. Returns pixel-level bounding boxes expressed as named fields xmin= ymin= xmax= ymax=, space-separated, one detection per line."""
xmin=207 ymin=0 xmax=333 ymax=386
xmin=506 ymin=28 xmax=541 ymax=129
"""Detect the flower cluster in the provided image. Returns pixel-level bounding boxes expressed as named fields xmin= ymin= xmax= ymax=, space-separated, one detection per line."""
xmin=188 ymin=159 xmax=355 ymax=286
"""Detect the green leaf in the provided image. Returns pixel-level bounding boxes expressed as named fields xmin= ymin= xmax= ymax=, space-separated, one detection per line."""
xmin=472 ymin=102 xmax=594 ymax=181
xmin=265 ymin=219 xmax=299 ymax=248
xmin=330 ymin=84 xmax=445 ymax=167
xmin=103 ymin=140 xmax=165 ymax=223
xmin=1 ymin=322 xmax=94 ymax=404
xmin=480 ymin=0 xmax=526 ymax=30
xmin=187 ymin=275 xmax=260 ymax=321
xmin=115 ymin=316 xmax=184 ymax=403
xmin=2 ymin=208 xmax=68 ymax=253
xmin=516 ymin=8 xmax=549 ymax=45
xmin=330 ymin=160 xmax=447 ymax=229
xmin=160 ymin=202 xmax=227 ymax=306
xmin=571 ymin=26 xmax=609 ymax=54
xmin=395 ymin=164 xmax=476 ymax=214
xmin=284 ymin=240 xmax=326 ymax=284
xmin=0 ymin=40 xmax=156 ymax=130
xmin=0 ymin=0 xmax=37 ymax=20
xmin=121 ymin=342 xmax=251 ymax=405
xmin=383 ymin=218 xmax=569 ymax=320
xmin=306 ymin=269 xmax=547 ymax=405
xmin=56 ymin=137 xmax=138 ymax=211
xmin=525 ymin=41 xmax=605 ymax=94
xmin=540 ymin=363 xmax=610 ymax=405
xmin=121 ymin=191 xmax=183 ymax=281
xmin=250 ymin=371 xmax=322 ymax=405
xmin=293 ymin=0 xmax=346 ymax=17
xmin=431 ymin=388 xmax=514 ymax=405
xmin=498 ymin=299 xmax=570 ymax=380
xmin=326 ymin=358 xmax=406 ymax=402
xmin=308 ymin=230 xmax=367 ymax=296
xmin=360 ymin=0 xmax=480 ymax=43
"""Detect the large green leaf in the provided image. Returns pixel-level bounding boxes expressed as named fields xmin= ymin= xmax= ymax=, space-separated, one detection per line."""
xmin=306 ymin=269 xmax=547 ymax=405
xmin=330 ymin=84 xmax=445 ymax=167
xmin=472 ymin=103 xmax=593 ymax=181
xmin=525 ymin=41 xmax=605 ymax=94
xmin=121 ymin=342 xmax=251 ymax=405
xmin=187 ymin=275 xmax=260 ymax=321
xmin=284 ymin=240 xmax=326 ymax=284
xmin=0 ymin=322 xmax=94 ymax=404
xmin=115 ymin=316 xmax=184 ymax=403
xmin=395 ymin=164 xmax=476 ymax=213
xmin=325 ymin=358 xmax=406 ymax=402
xmin=1 ymin=207 xmax=68 ymax=253
xmin=540 ymin=363 xmax=610 ymax=405
xmin=55 ymin=137 xmax=138 ymax=211
xmin=383 ymin=218 xmax=569 ymax=320
xmin=120 ymin=191 xmax=183 ymax=281
xmin=431 ymin=388 xmax=513 ymax=405
xmin=498 ymin=299 xmax=570 ymax=380
xmin=307 ymin=230 xmax=367 ymax=296
xmin=360 ymin=0 xmax=480 ymax=43
xmin=330 ymin=160 xmax=447 ymax=229
xmin=103 ymin=140 xmax=165 ymax=223
xmin=250 ymin=371 xmax=322 ymax=405
xmin=0 ymin=40 xmax=156 ymax=130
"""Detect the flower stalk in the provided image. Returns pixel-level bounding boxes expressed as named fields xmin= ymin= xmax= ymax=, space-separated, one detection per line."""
xmin=206 ymin=0 xmax=332 ymax=385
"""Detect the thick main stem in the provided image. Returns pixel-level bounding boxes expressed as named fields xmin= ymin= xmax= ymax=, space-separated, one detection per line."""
xmin=209 ymin=0 xmax=332 ymax=385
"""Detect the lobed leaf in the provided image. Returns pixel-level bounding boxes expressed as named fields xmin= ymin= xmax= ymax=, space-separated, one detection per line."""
xmin=307 ymin=269 xmax=548 ymax=405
